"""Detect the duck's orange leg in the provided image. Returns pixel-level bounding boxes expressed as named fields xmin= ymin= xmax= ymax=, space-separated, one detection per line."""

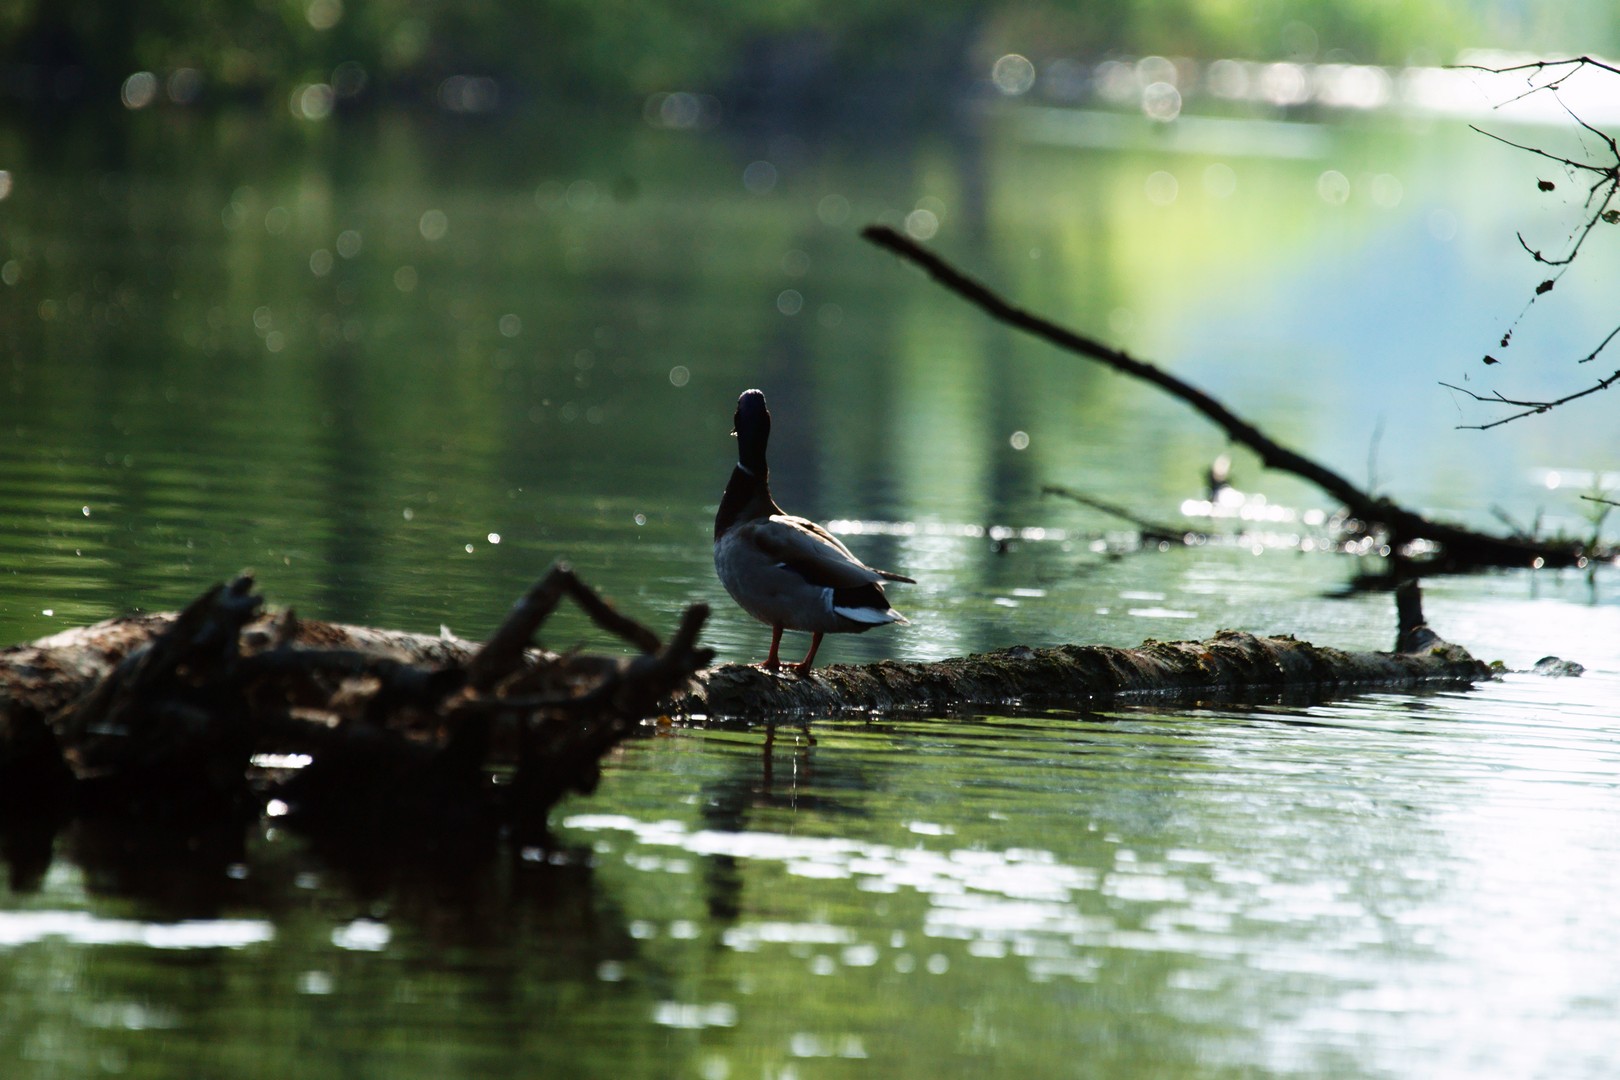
xmin=761 ymin=625 xmax=785 ymax=671
xmin=791 ymin=632 xmax=825 ymax=677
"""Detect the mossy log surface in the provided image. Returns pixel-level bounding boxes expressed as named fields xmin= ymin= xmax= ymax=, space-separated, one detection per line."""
xmin=683 ymin=630 xmax=1492 ymax=718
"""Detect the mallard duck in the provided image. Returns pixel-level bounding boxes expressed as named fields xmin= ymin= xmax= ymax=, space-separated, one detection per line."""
xmin=714 ymin=389 xmax=913 ymax=675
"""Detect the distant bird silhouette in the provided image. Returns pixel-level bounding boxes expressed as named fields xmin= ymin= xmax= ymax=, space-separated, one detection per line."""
xmin=713 ymin=389 xmax=913 ymax=675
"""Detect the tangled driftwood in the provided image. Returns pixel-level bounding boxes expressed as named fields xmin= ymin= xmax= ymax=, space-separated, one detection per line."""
xmin=0 ymin=564 xmax=712 ymax=849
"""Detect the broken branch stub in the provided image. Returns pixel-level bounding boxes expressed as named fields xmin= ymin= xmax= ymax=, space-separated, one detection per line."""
xmin=467 ymin=561 xmax=663 ymax=691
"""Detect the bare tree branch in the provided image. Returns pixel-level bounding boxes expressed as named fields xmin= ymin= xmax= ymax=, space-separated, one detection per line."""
xmin=862 ymin=225 xmax=1591 ymax=569
xmin=1040 ymin=484 xmax=1190 ymax=544
xmin=1451 ymin=55 xmax=1620 ymax=85
xmin=1467 ymin=124 xmax=1610 ymax=174
xmin=1447 ymin=57 xmax=1620 ymax=425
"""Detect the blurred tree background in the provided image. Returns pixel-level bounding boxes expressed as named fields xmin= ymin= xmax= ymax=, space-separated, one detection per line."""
xmin=2 ymin=0 xmax=1615 ymax=119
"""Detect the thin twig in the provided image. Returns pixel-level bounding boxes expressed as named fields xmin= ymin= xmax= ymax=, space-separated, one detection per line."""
xmin=1467 ymin=124 xmax=1609 ymax=174
xmin=1443 ymin=366 xmax=1620 ymax=429
xmin=1450 ymin=57 xmax=1620 ymax=425
xmin=1040 ymin=484 xmax=1189 ymax=544
xmin=1451 ymin=56 xmax=1620 ymax=81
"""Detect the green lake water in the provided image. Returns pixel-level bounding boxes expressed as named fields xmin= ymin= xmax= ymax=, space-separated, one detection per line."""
xmin=3 ymin=95 xmax=1620 ymax=1077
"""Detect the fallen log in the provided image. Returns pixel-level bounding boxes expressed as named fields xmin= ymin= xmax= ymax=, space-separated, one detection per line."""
xmin=682 ymin=581 xmax=1492 ymax=717
xmin=683 ymin=621 xmax=1491 ymax=719
xmin=1 ymin=573 xmax=1494 ymax=846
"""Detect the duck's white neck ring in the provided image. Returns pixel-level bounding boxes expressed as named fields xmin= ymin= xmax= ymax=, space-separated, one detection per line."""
xmin=734 ymin=463 xmax=758 ymax=477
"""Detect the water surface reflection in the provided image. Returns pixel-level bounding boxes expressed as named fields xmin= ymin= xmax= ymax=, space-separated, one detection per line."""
xmin=4 ymin=96 xmax=1620 ymax=1078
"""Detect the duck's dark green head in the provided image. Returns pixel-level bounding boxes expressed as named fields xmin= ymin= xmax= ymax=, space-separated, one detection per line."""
xmin=732 ymin=388 xmax=770 ymax=474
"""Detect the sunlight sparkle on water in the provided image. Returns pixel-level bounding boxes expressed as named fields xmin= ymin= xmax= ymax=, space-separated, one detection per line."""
xmin=563 ymin=814 xmax=1129 ymax=984
xmin=0 ymin=912 xmax=273 ymax=950
xmin=653 ymin=1001 xmax=737 ymax=1030
xmin=331 ymin=919 xmax=391 ymax=951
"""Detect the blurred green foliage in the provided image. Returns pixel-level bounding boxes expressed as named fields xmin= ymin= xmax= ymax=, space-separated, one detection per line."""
xmin=5 ymin=0 xmax=1604 ymax=110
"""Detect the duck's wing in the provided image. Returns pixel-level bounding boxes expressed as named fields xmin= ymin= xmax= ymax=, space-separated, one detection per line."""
xmin=743 ymin=515 xmax=916 ymax=588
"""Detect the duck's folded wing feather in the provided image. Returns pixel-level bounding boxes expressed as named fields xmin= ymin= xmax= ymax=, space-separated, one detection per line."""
xmin=745 ymin=515 xmax=914 ymax=588
xmin=783 ymin=517 xmax=916 ymax=583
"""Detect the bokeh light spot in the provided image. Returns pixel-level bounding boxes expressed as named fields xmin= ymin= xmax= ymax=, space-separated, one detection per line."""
xmin=437 ymin=75 xmax=499 ymax=114
xmin=1316 ymin=169 xmax=1350 ymax=205
xmin=1428 ymin=209 xmax=1457 ymax=242
xmin=306 ymin=0 xmax=343 ymax=30
xmin=292 ymin=83 xmax=335 ymax=121
xmin=817 ymin=194 xmax=850 ymax=226
xmin=904 ymin=208 xmax=939 ymax=240
xmin=743 ymin=161 xmax=778 ymax=194
xmin=1206 ymin=59 xmax=1250 ymax=99
xmin=418 ymin=209 xmax=448 ymax=241
xmin=332 ymin=61 xmax=368 ymax=98
xmin=306 ymin=0 xmax=341 ymax=29
xmin=1371 ymin=173 xmax=1403 ymax=208
xmin=1140 ymin=81 xmax=1179 ymax=122
xmin=992 ymin=54 xmax=1036 ymax=96
xmin=565 ymin=180 xmax=597 ymax=211
xmin=1260 ymin=62 xmax=1310 ymax=106
xmin=167 ymin=68 xmax=202 ymax=105
xmin=1144 ymin=171 xmax=1179 ymax=206
xmin=1203 ymin=162 xmax=1237 ymax=198
xmin=776 ymin=289 xmax=803 ymax=316
xmin=121 ymin=72 xmax=158 ymax=110
xmin=1142 ymin=81 xmax=1181 ymax=122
